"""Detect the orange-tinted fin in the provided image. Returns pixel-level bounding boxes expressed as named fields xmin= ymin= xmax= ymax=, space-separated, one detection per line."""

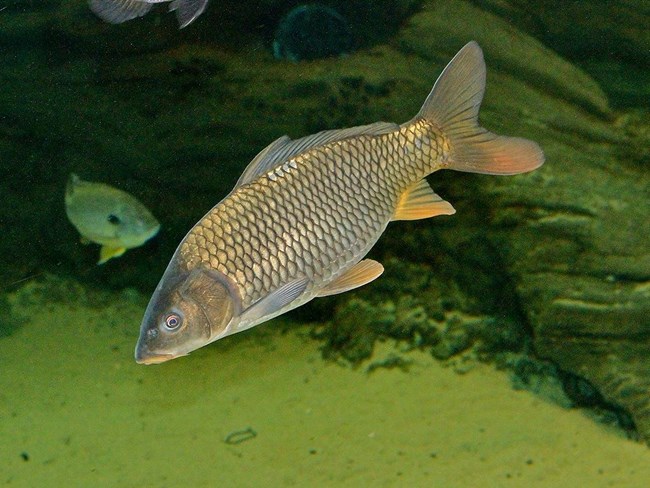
xmin=415 ymin=41 xmax=544 ymax=175
xmin=392 ymin=179 xmax=456 ymax=221
xmin=317 ymin=259 xmax=384 ymax=297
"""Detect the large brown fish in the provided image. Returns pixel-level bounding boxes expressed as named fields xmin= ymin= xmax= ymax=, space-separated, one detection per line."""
xmin=135 ymin=41 xmax=544 ymax=364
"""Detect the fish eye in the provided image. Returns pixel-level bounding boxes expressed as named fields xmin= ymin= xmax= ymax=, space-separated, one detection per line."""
xmin=163 ymin=312 xmax=182 ymax=331
xmin=107 ymin=214 xmax=121 ymax=225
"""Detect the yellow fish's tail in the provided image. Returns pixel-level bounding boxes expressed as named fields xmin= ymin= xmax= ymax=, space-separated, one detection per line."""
xmin=416 ymin=41 xmax=544 ymax=175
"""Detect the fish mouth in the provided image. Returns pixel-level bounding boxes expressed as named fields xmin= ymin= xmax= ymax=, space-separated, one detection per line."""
xmin=136 ymin=354 xmax=174 ymax=365
xmin=134 ymin=347 xmax=176 ymax=365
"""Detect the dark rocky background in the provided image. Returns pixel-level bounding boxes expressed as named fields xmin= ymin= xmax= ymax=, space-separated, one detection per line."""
xmin=1 ymin=1 xmax=648 ymax=442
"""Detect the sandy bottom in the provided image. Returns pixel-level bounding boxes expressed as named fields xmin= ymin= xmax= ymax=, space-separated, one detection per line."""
xmin=1 ymin=287 xmax=649 ymax=488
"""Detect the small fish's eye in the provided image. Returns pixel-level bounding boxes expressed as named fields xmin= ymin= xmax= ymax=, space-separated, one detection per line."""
xmin=164 ymin=313 xmax=182 ymax=331
xmin=107 ymin=214 xmax=121 ymax=225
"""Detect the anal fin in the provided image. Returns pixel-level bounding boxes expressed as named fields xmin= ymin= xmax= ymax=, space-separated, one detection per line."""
xmin=317 ymin=259 xmax=384 ymax=297
xmin=392 ymin=179 xmax=456 ymax=221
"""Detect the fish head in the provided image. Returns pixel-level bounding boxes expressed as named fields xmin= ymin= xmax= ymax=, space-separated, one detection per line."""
xmin=135 ymin=260 xmax=238 ymax=364
xmin=65 ymin=175 xmax=160 ymax=249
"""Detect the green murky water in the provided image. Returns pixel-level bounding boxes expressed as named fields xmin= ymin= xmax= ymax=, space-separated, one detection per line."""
xmin=1 ymin=1 xmax=649 ymax=486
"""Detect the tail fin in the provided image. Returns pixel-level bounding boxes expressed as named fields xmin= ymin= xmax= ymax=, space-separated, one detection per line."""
xmin=416 ymin=41 xmax=544 ymax=175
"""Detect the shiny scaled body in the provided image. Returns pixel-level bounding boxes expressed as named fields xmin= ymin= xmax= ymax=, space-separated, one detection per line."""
xmin=183 ymin=121 xmax=442 ymax=317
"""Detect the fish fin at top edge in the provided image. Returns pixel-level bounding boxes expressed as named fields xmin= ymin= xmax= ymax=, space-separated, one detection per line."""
xmin=234 ymin=122 xmax=398 ymax=189
xmin=392 ymin=179 xmax=455 ymax=221
xmin=89 ymin=0 xmax=153 ymax=24
xmin=316 ymin=259 xmax=384 ymax=297
xmin=410 ymin=41 xmax=544 ymax=175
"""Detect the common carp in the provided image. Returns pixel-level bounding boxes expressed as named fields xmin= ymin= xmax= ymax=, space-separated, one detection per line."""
xmin=135 ymin=41 xmax=544 ymax=364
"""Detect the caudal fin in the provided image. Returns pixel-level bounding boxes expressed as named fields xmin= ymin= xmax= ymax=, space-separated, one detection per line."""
xmin=416 ymin=41 xmax=544 ymax=175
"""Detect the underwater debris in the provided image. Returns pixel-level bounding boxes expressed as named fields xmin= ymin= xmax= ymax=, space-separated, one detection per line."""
xmin=88 ymin=0 xmax=209 ymax=29
xmin=366 ymin=354 xmax=413 ymax=374
xmin=224 ymin=427 xmax=257 ymax=445
xmin=273 ymin=4 xmax=354 ymax=61
xmin=65 ymin=174 xmax=160 ymax=264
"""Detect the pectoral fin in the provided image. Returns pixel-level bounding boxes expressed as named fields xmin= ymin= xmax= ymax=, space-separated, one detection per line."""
xmin=392 ymin=179 xmax=455 ymax=221
xmin=98 ymin=246 xmax=126 ymax=264
xmin=317 ymin=259 xmax=384 ymax=297
xmin=240 ymin=277 xmax=309 ymax=324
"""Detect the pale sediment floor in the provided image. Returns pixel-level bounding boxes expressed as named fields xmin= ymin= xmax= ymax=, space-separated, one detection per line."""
xmin=1 ymin=285 xmax=649 ymax=488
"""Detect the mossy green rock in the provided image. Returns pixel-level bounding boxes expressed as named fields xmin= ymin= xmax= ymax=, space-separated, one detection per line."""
xmin=399 ymin=1 xmax=650 ymax=442
xmin=470 ymin=0 xmax=650 ymax=107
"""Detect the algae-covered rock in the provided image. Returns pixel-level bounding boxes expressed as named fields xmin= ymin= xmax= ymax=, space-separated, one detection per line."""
xmin=314 ymin=0 xmax=650 ymax=441
xmin=470 ymin=0 xmax=650 ymax=107
xmin=312 ymin=258 xmax=528 ymax=365
xmin=396 ymin=0 xmax=650 ymax=443
xmin=471 ymin=0 xmax=650 ymax=61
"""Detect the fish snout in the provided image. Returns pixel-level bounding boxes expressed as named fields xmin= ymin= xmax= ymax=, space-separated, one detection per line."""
xmin=134 ymin=341 xmax=175 ymax=365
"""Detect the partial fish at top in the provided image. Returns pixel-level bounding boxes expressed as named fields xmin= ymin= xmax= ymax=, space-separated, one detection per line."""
xmin=89 ymin=0 xmax=208 ymax=28
xmin=135 ymin=41 xmax=545 ymax=365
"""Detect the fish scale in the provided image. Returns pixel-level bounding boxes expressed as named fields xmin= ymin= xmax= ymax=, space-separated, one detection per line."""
xmin=181 ymin=122 xmax=440 ymax=310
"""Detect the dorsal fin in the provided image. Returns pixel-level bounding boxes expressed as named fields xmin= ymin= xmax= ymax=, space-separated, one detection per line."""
xmin=234 ymin=136 xmax=292 ymax=188
xmin=234 ymin=121 xmax=398 ymax=188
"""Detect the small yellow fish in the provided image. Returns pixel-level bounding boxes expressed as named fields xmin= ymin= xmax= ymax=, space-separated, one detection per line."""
xmin=89 ymin=0 xmax=209 ymax=28
xmin=65 ymin=174 xmax=160 ymax=264
xmin=135 ymin=41 xmax=544 ymax=364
